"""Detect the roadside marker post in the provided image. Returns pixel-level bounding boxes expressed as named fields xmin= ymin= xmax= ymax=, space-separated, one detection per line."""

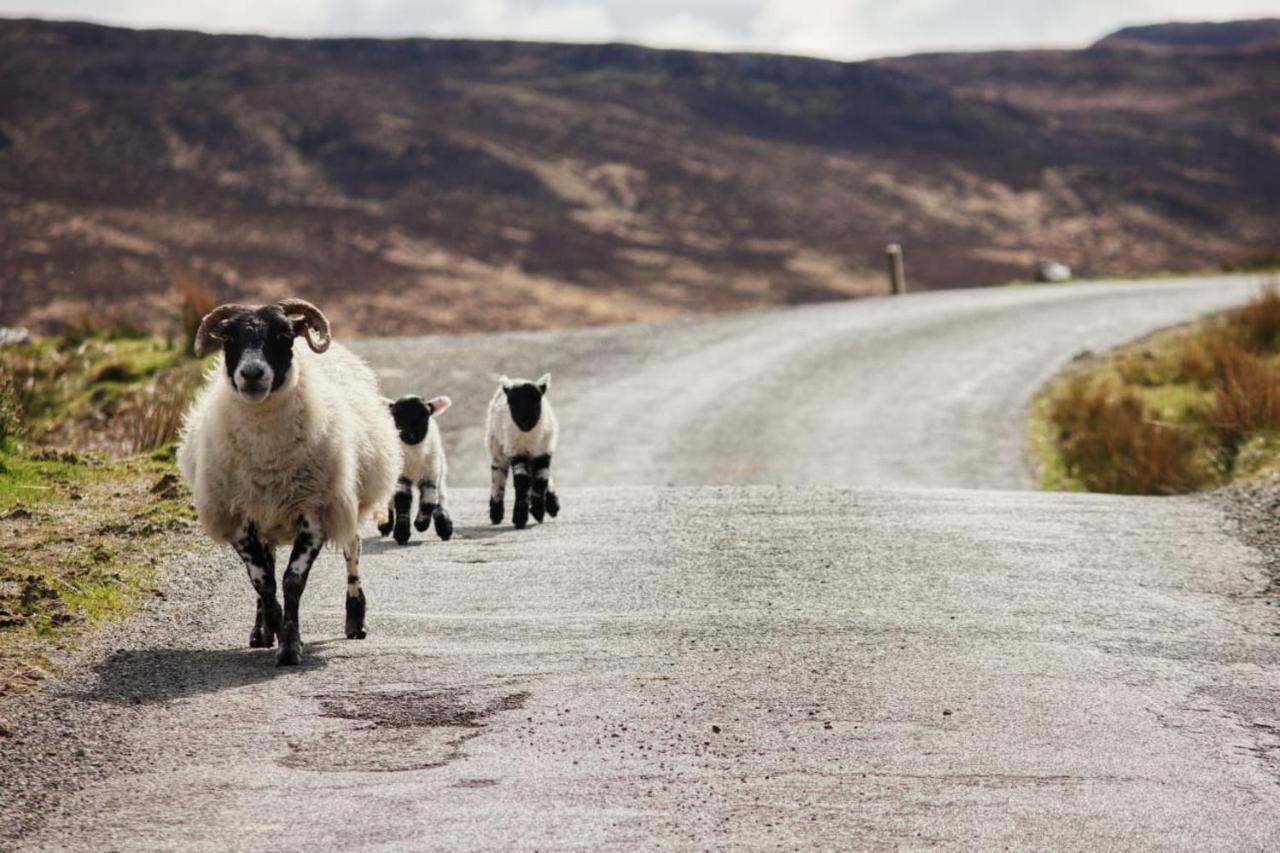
xmin=885 ymin=243 xmax=907 ymax=295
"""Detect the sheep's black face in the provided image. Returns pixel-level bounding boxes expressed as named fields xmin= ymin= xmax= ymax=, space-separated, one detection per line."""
xmin=504 ymin=383 xmax=543 ymax=432
xmin=389 ymin=396 xmax=431 ymax=445
xmin=220 ymin=307 xmax=298 ymax=404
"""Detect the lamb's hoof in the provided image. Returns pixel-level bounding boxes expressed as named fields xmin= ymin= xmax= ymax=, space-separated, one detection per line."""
xmin=276 ymin=642 xmax=302 ymax=667
xmin=513 ymin=502 xmax=529 ymax=529
xmin=434 ymin=511 xmax=453 ymax=541
xmin=377 ymin=521 xmax=393 ymax=537
xmin=489 ymin=500 xmax=504 ymax=525
xmin=249 ymin=629 xmax=272 ymax=648
xmin=545 ymin=492 xmax=560 ymax=517
xmin=414 ymin=517 xmax=430 ymax=533
xmin=345 ymin=623 xmax=367 ymax=640
xmin=393 ymin=517 xmax=411 ymax=545
xmin=530 ymin=497 xmax=545 ymax=523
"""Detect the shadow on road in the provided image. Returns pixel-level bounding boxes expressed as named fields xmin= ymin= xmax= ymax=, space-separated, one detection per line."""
xmin=77 ymin=644 xmax=330 ymax=706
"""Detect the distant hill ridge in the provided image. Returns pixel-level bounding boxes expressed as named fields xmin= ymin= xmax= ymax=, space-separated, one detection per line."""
xmin=1 ymin=17 xmax=1277 ymax=336
xmin=1096 ymin=18 xmax=1280 ymax=49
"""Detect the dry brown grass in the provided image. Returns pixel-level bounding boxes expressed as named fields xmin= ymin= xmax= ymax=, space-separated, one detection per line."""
xmin=1048 ymin=375 xmax=1204 ymax=494
xmin=1223 ymin=285 xmax=1280 ymax=353
xmin=1207 ymin=339 xmax=1280 ymax=455
xmin=172 ymin=270 xmax=217 ymax=355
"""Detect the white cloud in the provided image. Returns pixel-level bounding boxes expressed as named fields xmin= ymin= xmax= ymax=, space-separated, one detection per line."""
xmin=2 ymin=0 xmax=1279 ymax=58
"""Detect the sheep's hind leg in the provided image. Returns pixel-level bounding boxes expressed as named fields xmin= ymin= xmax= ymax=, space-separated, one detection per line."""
xmin=343 ymin=537 xmax=366 ymax=640
xmin=232 ymin=522 xmax=281 ymax=649
xmin=415 ymin=479 xmax=437 ymax=532
xmin=432 ymin=474 xmax=453 ymax=541
xmin=377 ymin=498 xmax=394 ymax=537
xmin=278 ymin=515 xmax=324 ymax=667
xmin=530 ymin=454 xmax=552 ymax=523
xmin=392 ymin=477 xmax=413 ymax=545
xmin=511 ymin=455 xmax=532 ymax=529
xmin=489 ymin=460 xmax=508 ymax=524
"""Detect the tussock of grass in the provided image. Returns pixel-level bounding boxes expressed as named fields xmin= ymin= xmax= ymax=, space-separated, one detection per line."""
xmin=1032 ymin=283 xmax=1280 ymax=494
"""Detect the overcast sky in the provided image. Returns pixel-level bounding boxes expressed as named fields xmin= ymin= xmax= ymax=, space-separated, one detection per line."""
xmin=4 ymin=1 xmax=1280 ymax=59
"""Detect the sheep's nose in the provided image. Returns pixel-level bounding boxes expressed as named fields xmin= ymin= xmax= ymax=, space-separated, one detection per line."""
xmin=240 ymin=364 xmax=265 ymax=383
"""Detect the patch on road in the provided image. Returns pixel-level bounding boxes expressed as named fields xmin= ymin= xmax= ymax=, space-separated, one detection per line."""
xmin=279 ymin=685 xmax=529 ymax=773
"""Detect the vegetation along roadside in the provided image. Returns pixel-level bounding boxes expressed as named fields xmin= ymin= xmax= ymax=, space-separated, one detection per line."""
xmin=0 ymin=286 xmax=212 ymax=699
xmin=1030 ymin=283 xmax=1280 ymax=495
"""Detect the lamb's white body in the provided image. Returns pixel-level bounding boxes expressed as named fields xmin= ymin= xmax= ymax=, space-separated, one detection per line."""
xmin=178 ymin=341 xmax=400 ymax=547
xmin=485 ymin=389 xmax=559 ymax=461
xmin=402 ymin=417 xmax=446 ymax=486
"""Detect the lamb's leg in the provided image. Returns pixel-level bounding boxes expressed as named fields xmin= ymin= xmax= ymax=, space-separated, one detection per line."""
xmin=432 ymin=471 xmax=453 ymax=541
xmin=343 ymin=537 xmax=366 ymax=640
xmin=232 ymin=522 xmax=281 ymax=649
xmin=511 ymin=454 xmax=532 ymax=529
xmin=392 ymin=476 xmax=413 ymax=545
xmin=377 ymin=499 xmax=394 ymax=537
xmin=530 ymin=454 xmax=552 ymax=523
xmin=489 ymin=458 xmax=508 ymax=524
xmin=545 ymin=481 xmax=560 ymax=518
xmin=278 ymin=515 xmax=323 ymax=667
xmin=415 ymin=479 xmax=437 ymax=532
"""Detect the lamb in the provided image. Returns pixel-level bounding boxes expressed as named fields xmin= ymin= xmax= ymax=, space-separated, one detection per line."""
xmin=177 ymin=298 xmax=400 ymax=666
xmin=486 ymin=373 xmax=560 ymax=529
xmin=378 ymin=394 xmax=454 ymax=545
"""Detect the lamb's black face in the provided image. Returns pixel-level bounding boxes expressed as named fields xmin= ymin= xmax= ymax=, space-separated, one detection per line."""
xmin=389 ymin=396 xmax=431 ymax=445
xmin=220 ymin=307 xmax=298 ymax=404
xmin=504 ymin=383 xmax=543 ymax=432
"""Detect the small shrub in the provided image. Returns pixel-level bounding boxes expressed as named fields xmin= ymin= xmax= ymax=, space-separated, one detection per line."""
xmin=0 ymin=381 xmax=22 ymax=447
xmin=1207 ymin=342 xmax=1280 ymax=457
xmin=1223 ymin=286 xmax=1280 ymax=354
xmin=172 ymin=271 xmax=217 ymax=358
xmin=1049 ymin=376 xmax=1205 ymax=494
xmin=126 ymin=367 xmax=200 ymax=454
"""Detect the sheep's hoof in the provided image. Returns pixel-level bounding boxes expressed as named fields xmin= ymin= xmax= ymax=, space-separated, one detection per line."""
xmin=377 ymin=521 xmax=393 ymax=537
xmin=415 ymin=504 xmax=435 ymax=532
xmin=489 ymin=500 xmax=504 ymax=525
xmin=393 ymin=516 xmax=411 ymax=545
xmin=248 ymin=628 xmax=272 ymax=648
xmin=545 ymin=492 xmax=560 ymax=518
xmin=513 ymin=502 xmax=529 ymax=529
xmin=434 ymin=510 xmax=453 ymax=541
xmin=530 ymin=497 xmax=545 ymax=523
xmin=276 ymin=644 xmax=302 ymax=667
xmin=345 ymin=589 xmax=366 ymax=639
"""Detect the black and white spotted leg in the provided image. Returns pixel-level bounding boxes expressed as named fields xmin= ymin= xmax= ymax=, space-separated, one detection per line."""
xmin=277 ymin=515 xmax=324 ymax=667
xmin=415 ymin=479 xmax=438 ymax=533
xmin=343 ymin=537 xmax=366 ymax=640
xmin=489 ymin=460 xmax=508 ymax=525
xmin=392 ymin=476 xmax=413 ymax=545
xmin=530 ymin=454 xmax=552 ymax=523
xmin=510 ymin=454 xmax=532 ymax=529
xmin=377 ymin=498 xmax=394 ymax=537
xmin=232 ymin=522 xmax=282 ymax=649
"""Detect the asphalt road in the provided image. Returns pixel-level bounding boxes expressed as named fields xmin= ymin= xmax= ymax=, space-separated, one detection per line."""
xmin=5 ymin=276 xmax=1279 ymax=850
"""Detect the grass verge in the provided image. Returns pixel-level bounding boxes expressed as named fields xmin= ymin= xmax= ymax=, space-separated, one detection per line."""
xmin=1030 ymin=284 xmax=1280 ymax=494
xmin=1 ymin=312 xmax=208 ymax=697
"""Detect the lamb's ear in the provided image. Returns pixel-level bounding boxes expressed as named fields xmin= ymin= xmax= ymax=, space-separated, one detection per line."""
xmin=426 ymin=395 xmax=451 ymax=416
xmin=536 ymin=373 xmax=551 ymax=395
xmin=500 ymin=375 xmax=513 ymax=396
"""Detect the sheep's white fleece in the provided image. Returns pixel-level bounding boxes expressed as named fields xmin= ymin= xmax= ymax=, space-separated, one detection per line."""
xmin=485 ymin=385 xmax=559 ymax=461
xmin=401 ymin=417 xmax=446 ymax=485
xmin=178 ymin=341 xmax=400 ymax=547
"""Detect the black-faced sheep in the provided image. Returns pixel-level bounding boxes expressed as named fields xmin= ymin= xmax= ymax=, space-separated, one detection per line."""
xmin=486 ymin=373 xmax=560 ymax=529
xmin=378 ymin=394 xmax=454 ymax=545
xmin=177 ymin=299 xmax=400 ymax=666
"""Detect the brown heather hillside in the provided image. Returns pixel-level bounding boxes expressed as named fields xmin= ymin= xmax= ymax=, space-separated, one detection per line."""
xmin=1 ymin=18 xmax=1278 ymax=336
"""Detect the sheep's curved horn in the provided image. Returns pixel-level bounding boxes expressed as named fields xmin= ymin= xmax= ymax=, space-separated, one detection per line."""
xmin=193 ymin=303 xmax=253 ymax=358
xmin=277 ymin=298 xmax=331 ymax=354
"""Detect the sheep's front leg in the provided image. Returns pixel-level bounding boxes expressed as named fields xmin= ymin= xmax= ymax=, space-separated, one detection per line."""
xmin=392 ymin=476 xmax=413 ymax=545
xmin=377 ymin=499 xmax=394 ymax=537
xmin=414 ymin=479 xmax=438 ymax=532
xmin=511 ymin=455 xmax=532 ymax=529
xmin=489 ymin=458 xmax=508 ymax=525
xmin=420 ymin=476 xmax=453 ymax=541
xmin=530 ymin=454 xmax=553 ymax=523
xmin=278 ymin=515 xmax=323 ymax=667
xmin=232 ymin=522 xmax=282 ymax=649
xmin=343 ymin=537 xmax=366 ymax=640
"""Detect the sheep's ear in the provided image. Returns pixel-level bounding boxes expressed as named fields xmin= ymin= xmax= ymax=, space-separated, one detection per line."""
xmin=426 ymin=395 xmax=451 ymax=416
xmin=500 ymin=375 xmax=513 ymax=396
xmin=536 ymin=373 xmax=551 ymax=395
